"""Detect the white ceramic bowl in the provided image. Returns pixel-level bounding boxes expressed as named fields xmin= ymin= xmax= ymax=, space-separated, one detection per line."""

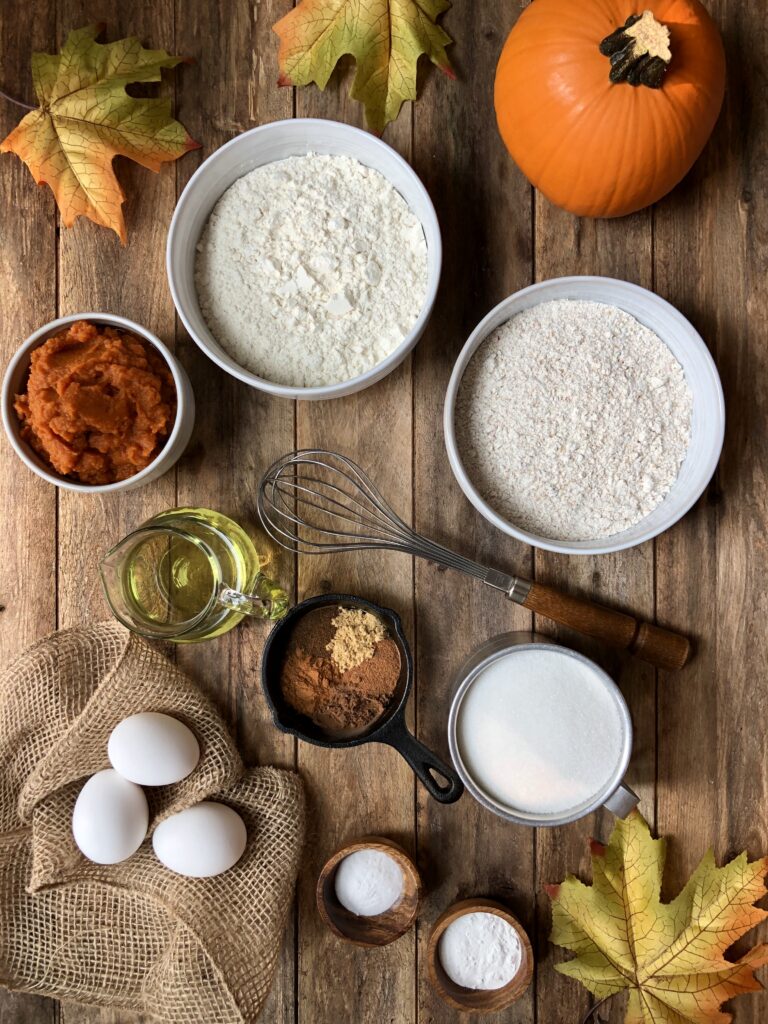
xmin=2 ymin=313 xmax=195 ymax=493
xmin=444 ymin=277 xmax=725 ymax=556
xmin=167 ymin=118 xmax=442 ymax=401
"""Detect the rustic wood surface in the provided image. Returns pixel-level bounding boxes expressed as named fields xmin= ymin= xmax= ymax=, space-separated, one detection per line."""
xmin=0 ymin=2 xmax=765 ymax=1023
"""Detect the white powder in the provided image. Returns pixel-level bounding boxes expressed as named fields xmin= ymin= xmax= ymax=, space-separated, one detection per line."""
xmin=439 ymin=912 xmax=522 ymax=990
xmin=455 ymin=299 xmax=693 ymax=541
xmin=334 ymin=849 xmax=404 ymax=917
xmin=457 ymin=649 xmax=625 ymax=816
xmin=195 ymin=153 xmax=428 ymax=388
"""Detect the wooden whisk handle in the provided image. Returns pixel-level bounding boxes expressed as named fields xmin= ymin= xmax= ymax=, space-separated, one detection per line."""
xmin=520 ymin=582 xmax=691 ymax=671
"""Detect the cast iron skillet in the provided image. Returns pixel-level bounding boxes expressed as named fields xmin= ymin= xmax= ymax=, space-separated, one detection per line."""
xmin=261 ymin=593 xmax=464 ymax=804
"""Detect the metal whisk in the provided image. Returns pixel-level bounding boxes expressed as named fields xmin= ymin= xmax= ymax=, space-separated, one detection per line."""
xmin=258 ymin=450 xmax=691 ymax=671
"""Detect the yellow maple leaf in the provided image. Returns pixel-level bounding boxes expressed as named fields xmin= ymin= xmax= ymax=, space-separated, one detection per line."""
xmin=0 ymin=24 xmax=199 ymax=243
xmin=547 ymin=811 xmax=768 ymax=1023
xmin=273 ymin=0 xmax=455 ymax=135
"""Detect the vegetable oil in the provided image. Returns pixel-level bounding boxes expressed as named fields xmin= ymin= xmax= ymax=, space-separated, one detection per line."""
xmin=100 ymin=507 xmax=289 ymax=642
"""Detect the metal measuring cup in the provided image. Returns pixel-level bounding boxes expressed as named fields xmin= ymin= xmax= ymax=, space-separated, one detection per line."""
xmin=447 ymin=632 xmax=638 ymax=826
xmin=261 ymin=594 xmax=464 ymax=804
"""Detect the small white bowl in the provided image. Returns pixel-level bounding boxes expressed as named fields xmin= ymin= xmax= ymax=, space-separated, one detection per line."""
xmin=2 ymin=313 xmax=195 ymax=493
xmin=166 ymin=118 xmax=442 ymax=401
xmin=444 ymin=277 xmax=725 ymax=556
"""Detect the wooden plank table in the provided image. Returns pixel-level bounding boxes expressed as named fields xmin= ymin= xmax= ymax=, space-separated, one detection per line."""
xmin=1 ymin=2 xmax=766 ymax=1022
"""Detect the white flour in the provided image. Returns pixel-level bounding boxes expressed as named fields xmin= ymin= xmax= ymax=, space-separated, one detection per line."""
xmin=334 ymin=849 xmax=404 ymax=917
xmin=455 ymin=299 xmax=693 ymax=541
xmin=439 ymin=912 xmax=522 ymax=990
xmin=195 ymin=153 xmax=428 ymax=388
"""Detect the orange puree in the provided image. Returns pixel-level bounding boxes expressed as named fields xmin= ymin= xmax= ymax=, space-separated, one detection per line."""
xmin=14 ymin=320 xmax=177 ymax=486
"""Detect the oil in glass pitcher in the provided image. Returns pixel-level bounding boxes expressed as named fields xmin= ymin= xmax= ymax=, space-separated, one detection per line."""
xmin=100 ymin=507 xmax=289 ymax=642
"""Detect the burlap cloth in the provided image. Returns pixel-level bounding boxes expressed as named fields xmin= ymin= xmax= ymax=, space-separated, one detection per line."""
xmin=0 ymin=622 xmax=306 ymax=1022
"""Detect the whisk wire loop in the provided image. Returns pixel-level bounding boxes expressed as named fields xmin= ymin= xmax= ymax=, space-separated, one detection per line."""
xmin=265 ymin=471 xmax=410 ymax=549
xmin=277 ymin=474 xmax=406 ymax=541
xmin=308 ymin=453 xmax=410 ymax=526
xmin=258 ymin=450 xmax=499 ymax=585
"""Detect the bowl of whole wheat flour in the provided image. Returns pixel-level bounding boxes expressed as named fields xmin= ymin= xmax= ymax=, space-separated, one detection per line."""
xmin=167 ymin=119 xmax=441 ymax=400
xmin=444 ymin=277 xmax=725 ymax=555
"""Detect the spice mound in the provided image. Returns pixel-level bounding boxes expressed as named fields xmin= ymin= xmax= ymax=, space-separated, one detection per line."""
xmin=15 ymin=320 xmax=176 ymax=486
xmin=279 ymin=605 xmax=401 ymax=733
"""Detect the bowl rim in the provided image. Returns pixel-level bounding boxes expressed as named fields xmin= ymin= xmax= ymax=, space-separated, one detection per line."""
xmin=166 ymin=117 xmax=442 ymax=400
xmin=1 ymin=312 xmax=189 ymax=493
xmin=443 ymin=275 xmax=726 ymax=555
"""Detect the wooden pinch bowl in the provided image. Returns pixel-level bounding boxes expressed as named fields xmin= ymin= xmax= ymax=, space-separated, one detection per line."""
xmin=427 ymin=898 xmax=533 ymax=1013
xmin=316 ymin=836 xmax=422 ymax=947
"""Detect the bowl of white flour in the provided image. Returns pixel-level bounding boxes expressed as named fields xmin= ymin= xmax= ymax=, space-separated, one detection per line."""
xmin=444 ymin=277 xmax=725 ymax=554
xmin=167 ymin=119 xmax=440 ymax=399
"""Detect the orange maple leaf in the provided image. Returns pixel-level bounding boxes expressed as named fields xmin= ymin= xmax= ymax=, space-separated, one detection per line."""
xmin=548 ymin=811 xmax=768 ymax=1023
xmin=0 ymin=24 xmax=199 ymax=243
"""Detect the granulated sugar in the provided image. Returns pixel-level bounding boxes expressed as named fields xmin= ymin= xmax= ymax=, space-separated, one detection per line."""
xmin=195 ymin=153 xmax=428 ymax=388
xmin=455 ymin=299 xmax=692 ymax=541
xmin=457 ymin=648 xmax=625 ymax=816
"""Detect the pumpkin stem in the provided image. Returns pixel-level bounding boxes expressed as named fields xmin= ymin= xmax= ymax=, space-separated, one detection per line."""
xmin=600 ymin=10 xmax=672 ymax=88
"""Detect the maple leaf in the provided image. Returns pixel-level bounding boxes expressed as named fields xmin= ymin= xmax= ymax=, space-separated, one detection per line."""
xmin=273 ymin=0 xmax=455 ymax=135
xmin=547 ymin=811 xmax=768 ymax=1023
xmin=0 ymin=24 xmax=199 ymax=243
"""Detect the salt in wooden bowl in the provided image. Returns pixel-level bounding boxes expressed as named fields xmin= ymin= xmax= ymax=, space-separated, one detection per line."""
xmin=316 ymin=836 xmax=422 ymax=947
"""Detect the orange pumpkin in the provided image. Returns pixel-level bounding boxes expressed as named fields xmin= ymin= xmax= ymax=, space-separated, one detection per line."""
xmin=494 ymin=0 xmax=726 ymax=218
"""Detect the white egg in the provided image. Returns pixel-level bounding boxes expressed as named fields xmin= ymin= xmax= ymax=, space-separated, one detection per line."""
xmin=108 ymin=712 xmax=200 ymax=786
xmin=72 ymin=769 xmax=149 ymax=864
xmin=152 ymin=802 xmax=247 ymax=878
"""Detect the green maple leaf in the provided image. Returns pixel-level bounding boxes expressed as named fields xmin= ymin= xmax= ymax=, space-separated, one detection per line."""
xmin=273 ymin=0 xmax=455 ymax=135
xmin=547 ymin=811 xmax=768 ymax=1023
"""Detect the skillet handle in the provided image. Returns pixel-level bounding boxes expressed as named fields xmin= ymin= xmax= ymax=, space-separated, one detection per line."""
xmin=381 ymin=718 xmax=464 ymax=804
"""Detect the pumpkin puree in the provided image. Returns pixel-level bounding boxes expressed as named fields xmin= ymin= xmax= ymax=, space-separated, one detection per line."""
xmin=15 ymin=320 xmax=176 ymax=486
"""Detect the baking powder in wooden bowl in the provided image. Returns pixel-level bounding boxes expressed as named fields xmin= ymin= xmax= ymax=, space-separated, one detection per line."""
xmin=439 ymin=912 xmax=522 ymax=990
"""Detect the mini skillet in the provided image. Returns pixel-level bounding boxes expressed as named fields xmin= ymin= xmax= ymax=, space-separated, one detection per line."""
xmin=261 ymin=594 xmax=464 ymax=804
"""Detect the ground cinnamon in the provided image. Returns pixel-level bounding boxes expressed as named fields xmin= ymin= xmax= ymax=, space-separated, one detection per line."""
xmin=279 ymin=606 xmax=401 ymax=733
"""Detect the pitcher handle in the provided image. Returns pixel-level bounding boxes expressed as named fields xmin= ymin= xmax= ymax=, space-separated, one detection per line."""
xmin=218 ymin=575 xmax=289 ymax=621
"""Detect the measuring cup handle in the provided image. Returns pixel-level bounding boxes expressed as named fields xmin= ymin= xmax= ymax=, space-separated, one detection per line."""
xmin=381 ymin=719 xmax=464 ymax=804
xmin=603 ymin=782 xmax=639 ymax=818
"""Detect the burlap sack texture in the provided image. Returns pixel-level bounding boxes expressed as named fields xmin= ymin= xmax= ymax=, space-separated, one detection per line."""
xmin=0 ymin=622 xmax=306 ymax=1023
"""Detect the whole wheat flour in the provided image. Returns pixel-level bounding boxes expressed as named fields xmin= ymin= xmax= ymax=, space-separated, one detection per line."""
xmin=195 ymin=153 xmax=428 ymax=388
xmin=455 ymin=300 xmax=693 ymax=541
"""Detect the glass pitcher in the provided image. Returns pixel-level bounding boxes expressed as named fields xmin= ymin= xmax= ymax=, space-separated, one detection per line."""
xmin=100 ymin=507 xmax=289 ymax=642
